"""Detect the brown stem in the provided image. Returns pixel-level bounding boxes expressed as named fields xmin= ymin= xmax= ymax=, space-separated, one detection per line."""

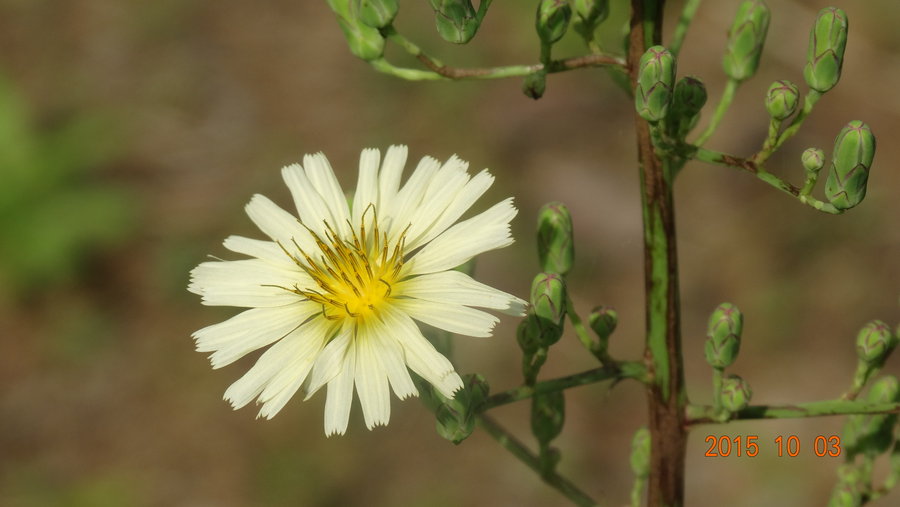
xmin=629 ymin=1 xmax=688 ymax=505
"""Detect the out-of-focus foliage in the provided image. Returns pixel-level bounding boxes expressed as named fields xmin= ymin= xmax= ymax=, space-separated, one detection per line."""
xmin=0 ymin=76 xmax=134 ymax=298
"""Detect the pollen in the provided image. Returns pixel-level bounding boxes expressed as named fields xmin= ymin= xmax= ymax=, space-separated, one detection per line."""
xmin=279 ymin=206 xmax=407 ymax=321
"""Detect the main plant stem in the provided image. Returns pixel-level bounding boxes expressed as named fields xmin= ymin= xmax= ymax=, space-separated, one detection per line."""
xmin=629 ymin=1 xmax=688 ymax=505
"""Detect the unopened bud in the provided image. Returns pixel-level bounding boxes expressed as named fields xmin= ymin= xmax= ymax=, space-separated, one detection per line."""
xmin=667 ymin=76 xmax=707 ymax=137
xmin=856 ymin=320 xmax=896 ymax=366
xmin=530 ymin=273 xmax=566 ymax=346
xmin=536 ymin=0 xmax=572 ymax=46
xmin=868 ymin=375 xmax=900 ymax=404
xmin=801 ymin=147 xmax=826 ymax=174
xmin=825 ymin=120 xmax=876 ymax=210
xmin=630 ymin=427 xmax=651 ymax=479
xmin=804 ymin=7 xmax=849 ymax=93
xmin=435 ymin=374 xmax=488 ymax=444
xmin=537 ymin=202 xmax=574 ymax=276
xmin=572 ymin=0 xmax=609 ymax=42
xmin=720 ymin=375 xmax=752 ymax=412
xmin=705 ymin=303 xmax=743 ymax=369
xmin=589 ymin=306 xmax=618 ymax=341
xmin=531 ymin=391 xmax=565 ymax=444
xmin=635 ymin=46 xmax=676 ymax=122
xmin=765 ymin=80 xmax=799 ymax=120
xmin=722 ymin=0 xmax=771 ymax=82
xmin=328 ymin=0 xmax=385 ymax=60
xmin=356 ymin=0 xmax=398 ymax=28
xmin=522 ymin=71 xmax=547 ymax=100
xmin=429 ymin=0 xmax=482 ymax=44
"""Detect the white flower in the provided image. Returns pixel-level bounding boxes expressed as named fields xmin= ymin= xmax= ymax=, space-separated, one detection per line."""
xmin=189 ymin=145 xmax=525 ymax=435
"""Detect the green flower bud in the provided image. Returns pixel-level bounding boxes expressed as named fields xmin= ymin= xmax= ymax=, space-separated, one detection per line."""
xmin=536 ymin=0 xmax=572 ymax=46
xmin=630 ymin=427 xmax=651 ymax=479
xmin=666 ymin=76 xmax=707 ymax=137
xmin=355 ymin=0 xmax=398 ymax=28
xmin=868 ymin=375 xmax=900 ymax=404
xmin=801 ymin=147 xmax=826 ymax=174
xmin=825 ymin=120 xmax=876 ymax=210
xmin=522 ymin=71 xmax=547 ymax=100
xmin=516 ymin=317 xmax=541 ymax=355
xmin=635 ymin=46 xmax=676 ymax=122
xmin=530 ymin=273 xmax=566 ymax=346
xmin=531 ymin=391 xmax=565 ymax=444
xmin=537 ymin=202 xmax=574 ymax=276
xmin=705 ymin=303 xmax=743 ymax=369
xmin=720 ymin=374 xmax=752 ymax=412
xmin=429 ymin=0 xmax=482 ymax=44
xmin=804 ymin=7 xmax=848 ymax=93
xmin=328 ymin=0 xmax=385 ymax=61
xmin=857 ymin=320 xmax=897 ymax=365
xmin=572 ymin=0 xmax=609 ymax=42
xmin=435 ymin=374 xmax=488 ymax=444
xmin=765 ymin=80 xmax=799 ymax=120
xmin=722 ymin=0 xmax=771 ymax=82
xmin=589 ymin=306 xmax=618 ymax=341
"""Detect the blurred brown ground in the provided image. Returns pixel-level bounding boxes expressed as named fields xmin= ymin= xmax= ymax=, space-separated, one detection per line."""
xmin=0 ymin=1 xmax=898 ymax=506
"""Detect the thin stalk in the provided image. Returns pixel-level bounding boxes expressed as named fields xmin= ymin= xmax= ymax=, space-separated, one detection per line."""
xmin=481 ymin=362 xmax=648 ymax=411
xmin=565 ymin=293 xmax=598 ymax=360
xmin=695 ymin=78 xmax=739 ymax=146
xmin=630 ymin=1 xmax=689 ymax=505
xmin=711 ymin=367 xmax=724 ymax=412
xmin=686 ymin=400 xmax=900 ymax=424
xmin=669 ymin=0 xmax=702 ymax=56
xmin=476 ymin=414 xmax=599 ymax=507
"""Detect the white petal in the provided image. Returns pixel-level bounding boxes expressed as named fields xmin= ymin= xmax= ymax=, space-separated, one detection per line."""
xmin=407 ymin=198 xmax=517 ymax=275
xmin=403 ymin=156 xmax=470 ymax=247
xmin=281 ymin=163 xmax=337 ymax=239
xmin=378 ymin=145 xmax=407 ymax=206
xmin=193 ymin=303 xmax=319 ymax=368
xmin=188 ymin=259 xmax=307 ymax=307
xmin=244 ymin=194 xmax=316 ymax=253
xmin=324 ymin=344 xmax=356 ymax=436
xmin=367 ymin=318 xmax=418 ymax=399
xmin=256 ymin=318 xmax=337 ymax=419
xmin=393 ymin=298 xmax=499 ymax=338
xmin=302 ymin=154 xmax=352 ymax=237
xmin=412 ymin=169 xmax=495 ymax=249
xmin=352 ymin=148 xmax=381 ymax=227
xmin=354 ymin=325 xmax=391 ymax=429
xmin=386 ymin=155 xmax=441 ymax=242
xmin=305 ymin=325 xmax=354 ymax=398
xmin=224 ymin=328 xmax=312 ymax=410
xmin=381 ymin=307 xmax=463 ymax=398
xmin=395 ymin=270 xmax=526 ymax=316
xmin=222 ymin=235 xmax=295 ymax=268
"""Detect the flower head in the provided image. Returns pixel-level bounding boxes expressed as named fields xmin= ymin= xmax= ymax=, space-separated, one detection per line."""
xmin=189 ymin=145 xmax=524 ymax=435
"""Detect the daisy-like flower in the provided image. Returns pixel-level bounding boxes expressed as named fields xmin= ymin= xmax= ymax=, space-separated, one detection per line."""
xmin=189 ymin=145 xmax=525 ymax=435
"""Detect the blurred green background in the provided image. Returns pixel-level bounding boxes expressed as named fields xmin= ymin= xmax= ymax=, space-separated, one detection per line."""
xmin=1 ymin=1 xmax=898 ymax=505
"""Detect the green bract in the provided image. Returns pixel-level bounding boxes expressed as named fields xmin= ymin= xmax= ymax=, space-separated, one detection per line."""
xmin=327 ymin=0 xmax=385 ymax=60
xmin=429 ymin=0 xmax=481 ymax=44
xmin=722 ymin=0 xmax=770 ymax=82
xmin=720 ymin=375 xmax=752 ymax=412
xmin=572 ymin=0 xmax=609 ymax=42
xmin=536 ymin=0 xmax=572 ymax=45
xmin=630 ymin=427 xmax=651 ymax=478
xmin=635 ymin=46 xmax=676 ymax=122
xmin=825 ymin=120 xmax=876 ymax=210
xmin=356 ymin=0 xmax=398 ymax=28
xmin=804 ymin=7 xmax=849 ymax=93
xmin=705 ymin=303 xmax=743 ymax=369
xmin=801 ymin=147 xmax=826 ymax=174
xmin=765 ymin=80 xmax=799 ymax=120
xmin=537 ymin=202 xmax=574 ymax=276
xmin=531 ymin=391 xmax=566 ymax=444
xmin=856 ymin=320 xmax=896 ymax=365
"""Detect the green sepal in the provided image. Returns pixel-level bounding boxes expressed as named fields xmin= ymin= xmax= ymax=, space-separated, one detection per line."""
xmin=536 ymin=0 xmax=572 ymax=46
xmin=804 ymin=7 xmax=848 ymax=93
xmin=429 ymin=0 xmax=482 ymax=44
xmin=666 ymin=76 xmax=707 ymax=138
xmin=531 ymin=390 xmax=565 ymax=445
xmin=856 ymin=319 xmax=896 ymax=366
xmin=327 ymin=0 xmax=385 ymax=61
xmin=530 ymin=273 xmax=566 ymax=347
xmin=356 ymin=0 xmax=398 ymax=28
xmin=629 ymin=426 xmax=651 ymax=479
xmin=720 ymin=374 xmax=752 ymax=412
xmin=434 ymin=374 xmax=489 ymax=444
xmin=537 ymin=202 xmax=574 ymax=276
xmin=634 ymin=46 xmax=676 ymax=122
xmin=722 ymin=0 xmax=771 ymax=82
xmin=825 ymin=120 xmax=875 ymax=210
xmin=705 ymin=303 xmax=743 ymax=369
xmin=572 ymin=0 xmax=609 ymax=43
xmin=765 ymin=80 xmax=799 ymax=121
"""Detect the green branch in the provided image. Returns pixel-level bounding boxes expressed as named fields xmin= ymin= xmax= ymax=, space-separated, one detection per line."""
xmin=669 ymin=0 xmax=702 ymax=56
xmin=481 ymin=362 xmax=647 ymax=411
xmin=695 ymin=78 xmax=738 ymax=146
xmin=686 ymin=400 xmax=900 ymax=425
xmin=476 ymin=414 xmax=599 ymax=507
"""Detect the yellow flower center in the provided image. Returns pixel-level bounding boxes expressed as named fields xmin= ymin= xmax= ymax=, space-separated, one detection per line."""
xmin=281 ymin=208 xmax=407 ymax=321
